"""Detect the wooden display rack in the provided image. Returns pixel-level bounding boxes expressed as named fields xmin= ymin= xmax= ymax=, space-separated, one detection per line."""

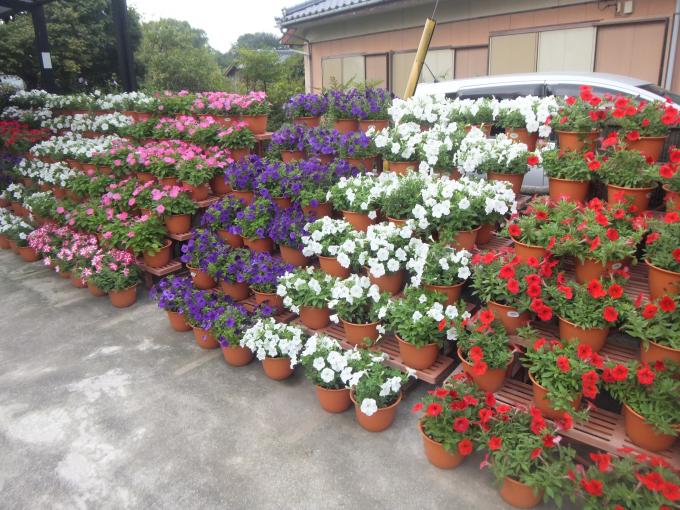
xmin=559 ymin=258 xmax=650 ymax=302
xmin=137 ymin=258 xmax=184 ymax=288
xmin=236 ymin=294 xmax=298 ymax=324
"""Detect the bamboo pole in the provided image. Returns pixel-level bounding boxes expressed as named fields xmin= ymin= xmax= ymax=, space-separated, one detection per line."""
xmin=403 ymin=18 xmax=437 ymax=99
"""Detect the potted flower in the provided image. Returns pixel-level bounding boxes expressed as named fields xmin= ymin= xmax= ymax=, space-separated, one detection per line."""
xmin=155 ymin=187 xmax=198 ymax=235
xmin=615 ymin=97 xmax=679 ymax=160
xmin=247 ymin=251 xmax=293 ymax=312
xmin=150 ymin=275 xmax=194 ymax=331
xmin=602 ymin=359 xmax=680 ymax=452
xmin=269 ymin=206 xmax=312 ymax=267
xmin=89 ymin=249 xmax=141 ymax=308
xmin=179 ymin=229 xmax=221 ymax=289
xmin=415 ymin=243 xmax=472 ymax=305
xmin=270 ymin=124 xmax=307 ymax=163
xmin=496 ymin=95 xmax=556 ymax=151
xmin=241 ymin=319 xmax=306 ymax=380
xmin=176 ymin=157 xmax=216 ymax=201
xmin=476 ymin=178 xmax=518 ymax=245
xmin=110 ymin=215 xmax=170 ymax=269
xmin=335 ymin=131 xmax=377 ymax=170
xmin=326 ymin=88 xmax=361 ymax=133
xmin=659 ymin=147 xmax=680 ymax=211
xmin=355 ymin=87 xmax=391 ymax=131
xmin=386 ymin=287 xmax=459 ymax=370
xmin=598 ymin=147 xmax=658 ymax=212
xmin=252 ymin=159 xmax=296 ymax=208
xmin=453 ymin=308 xmax=515 ymax=392
xmin=301 ymin=217 xmax=358 ymax=277
xmin=644 ymin=215 xmax=680 ymax=299
xmin=277 ymin=267 xmax=336 ymax=329
xmin=217 ymin=122 xmax=257 ymax=161
xmin=223 ymin=155 xmax=261 ymax=204
xmin=211 ymin=302 xmax=258 ymax=367
xmin=328 ymin=274 xmax=390 ymax=347
xmin=234 ymin=197 xmax=276 ymax=253
xmin=622 ymin=294 xmax=680 ymax=365
xmin=541 ymin=148 xmax=595 ymax=203
xmin=327 ymin=174 xmax=380 ymax=231
xmin=236 ymin=91 xmax=271 ymax=135
xmin=372 ymin=123 xmax=421 ymax=174
xmin=477 ymin=134 xmax=534 ymax=195
xmin=201 ymin=196 xmax=245 ymax=247
xmin=211 ymin=247 xmax=253 ymax=301
xmin=379 ymin=172 xmax=425 ymax=225
xmin=550 ymin=87 xmax=604 ymax=151
xmin=183 ymin=289 xmax=226 ymax=349
xmin=304 ymin=127 xmax=339 ymax=163
xmin=412 ymin=376 xmax=491 ymax=469
xmin=285 ymin=93 xmax=328 ymax=127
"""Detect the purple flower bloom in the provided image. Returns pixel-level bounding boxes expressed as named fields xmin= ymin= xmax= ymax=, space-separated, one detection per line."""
xmin=270 ymin=124 xmax=307 ymax=152
xmin=149 ymin=274 xmax=194 ymax=312
xmin=269 ymin=206 xmax=313 ymax=250
xmin=284 ymin=93 xmax=328 ymax=118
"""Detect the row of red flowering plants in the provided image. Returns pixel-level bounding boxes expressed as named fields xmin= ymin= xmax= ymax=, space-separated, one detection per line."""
xmin=413 ymin=374 xmax=680 ymax=509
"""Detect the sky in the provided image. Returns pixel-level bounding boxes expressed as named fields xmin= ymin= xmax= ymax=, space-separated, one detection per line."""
xmin=129 ymin=0 xmax=288 ymax=53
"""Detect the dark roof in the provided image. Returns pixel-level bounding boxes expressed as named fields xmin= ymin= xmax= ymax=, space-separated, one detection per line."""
xmin=279 ymin=0 xmax=390 ymax=26
xmin=0 ymin=0 xmax=55 ymax=21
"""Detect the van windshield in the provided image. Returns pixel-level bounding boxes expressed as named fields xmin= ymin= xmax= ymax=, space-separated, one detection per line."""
xmin=638 ymin=84 xmax=680 ymax=104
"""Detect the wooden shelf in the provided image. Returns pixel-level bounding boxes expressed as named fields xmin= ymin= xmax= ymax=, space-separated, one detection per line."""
xmin=136 ymin=258 xmax=183 ymax=276
xmin=477 ymin=233 xmax=512 ymax=251
xmin=194 ymin=195 xmax=220 ymax=208
xmin=236 ymin=294 xmax=297 ymax=324
xmin=254 ymin=132 xmax=273 ymax=141
xmin=559 ymin=258 xmax=650 ymax=302
xmin=168 ymin=231 xmax=193 ymax=242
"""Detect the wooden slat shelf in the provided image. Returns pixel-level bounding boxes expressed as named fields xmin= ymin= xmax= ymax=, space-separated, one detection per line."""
xmin=168 ymin=231 xmax=193 ymax=241
xmin=477 ymin=233 xmax=512 ymax=251
xmin=194 ymin=195 xmax=220 ymax=208
xmin=559 ymin=258 xmax=650 ymax=302
xmin=136 ymin=258 xmax=183 ymax=276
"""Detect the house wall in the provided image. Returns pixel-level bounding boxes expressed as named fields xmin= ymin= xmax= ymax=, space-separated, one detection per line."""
xmin=290 ymin=0 xmax=679 ymax=95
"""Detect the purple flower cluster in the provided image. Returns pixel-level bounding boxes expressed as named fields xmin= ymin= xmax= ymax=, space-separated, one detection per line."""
xmin=326 ymin=88 xmax=364 ymax=119
xmin=269 ymin=206 xmax=313 ymax=250
xmin=335 ymin=131 xmax=376 ymax=159
xmin=234 ymin=197 xmax=276 ymax=239
xmin=180 ymin=228 xmax=228 ymax=272
xmin=284 ymin=93 xmax=328 ymax=118
xmin=201 ymin=196 xmax=244 ymax=233
xmin=254 ymin=160 xmax=293 ymax=199
xmin=356 ymin=87 xmax=392 ymax=120
xmin=184 ymin=290 xmax=231 ymax=330
xmin=149 ymin=274 xmax=194 ymax=312
xmin=212 ymin=248 xmax=254 ymax=283
xmin=247 ymin=252 xmax=293 ymax=293
xmin=304 ymin=127 xmax=340 ymax=157
xmin=224 ymin=155 xmax=263 ymax=191
xmin=271 ymin=124 xmax=307 ymax=152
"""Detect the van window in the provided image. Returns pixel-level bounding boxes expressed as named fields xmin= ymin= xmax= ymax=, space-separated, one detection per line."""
xmin=545 ymin=83 xmax=633 ymax=99
xmin=453 ymin=82 xmax=545 ymax=100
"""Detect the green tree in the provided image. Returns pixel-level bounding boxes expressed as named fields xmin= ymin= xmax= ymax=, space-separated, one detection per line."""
xmin=235 ymin=48 xmax=280 ymax=92
xmin=137 ymin=19 xmax=226 ymax=92
xmin=0 ymin=0 xmax=142 ymax=92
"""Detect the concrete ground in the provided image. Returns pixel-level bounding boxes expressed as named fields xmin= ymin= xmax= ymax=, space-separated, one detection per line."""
xmin=0 ymin=250 xmax=558 ymax=510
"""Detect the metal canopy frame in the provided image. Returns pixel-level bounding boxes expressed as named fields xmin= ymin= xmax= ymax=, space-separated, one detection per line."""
xmin=0 ymin=0 xmax=137 ymax=92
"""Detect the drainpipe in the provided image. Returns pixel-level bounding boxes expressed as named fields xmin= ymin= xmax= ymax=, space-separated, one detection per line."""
xmin=665 ymin=0 xmax=680 ymax=90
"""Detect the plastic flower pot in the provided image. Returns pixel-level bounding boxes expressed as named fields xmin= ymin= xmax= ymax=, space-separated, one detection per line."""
xmin=315 ymin=385 xmax=352 ymax=413
xmin=386 ymin=216 xmax=406 ymax=227
xmin=512 ymin=238 xmax=547 ymax=263
xmin=347 ymin=157 xmax=375 ymax=171
xmin=217 ymin=230 xmax=243 ymax=248
xmin=423 ymin=282 xmax=464 ymax=306
xmin=221 ymin=345 xmax=254 ymax=367
xmin=293 ymin=116 xmax=320 ymax=128
xmin=641 ymin=339 xmax=680 ymax=366
xmin=229 ymin=148 xmax=251 ymax=161
xmin=17 ymin=246 xmax=40 ymax=262
xmin=231 ymin=189 xmax=254 ymax=205
xmin=279 ymin=245 xmax=309 ymax=267
xmin=253 ymin=290 xmax=284 ymax=313
xmin=386 ymin=160 xmax=417 ymax=175
xmin=574 ymin=258 xmax=616 ymax=283
xmin=607 ymin=184 xmax=656 ymax=212
xmin=192 ymin=326 xmax=219 ymax=349
xmin=299 ymin=306 xmax=330 ymax=329
xmin=185 ymin=183 xmax=210 ymax=202
xmin=302 ymin=202 xmax=332 ymax=219
xmin=109 ymin=285 xmax=138 ymax=308
xmin=219 ymin=280 xmax=250 ymax=301
xmin=358 ymin=119 xmax=389 ymax=132
xmin=340 ymin=319 xmax=380 ymax=348
xmin=159 ymin=177 xmax=179 ymax=187
xmin=70 ymin=274 xmax=87 ymax=288
xmin=447 ymin=227 xmax=481 ymax=251
xmin=557 ymin=317 xmax=609 ymax=352
xmin=457 ymin=348 xmax=510 ymax=393
xmin=663 ymin=184 xmax=680 ymax=212
xmin=499 ymin=477 xmax=544 ymax=509
xmin=333 ymin=118 xmax=358 ymax=134
xmin=487 ymin=172 xmax=524 ymax=195
xmin=166 ymin=311 xmax=191 ymax=332
xmin=528 ymin=372 xmax=582 ymax=420
xmin=210 ymin=175 xmax=232 ymax=196
xmin=476 ymin=223 xmax=496 ymax=245
xmin=281 ymin=150 xmax=305 ymax=163
xmin=626 ymin=135 xmax=667 ymax=162
xmin=504 ymin=128 xmax=538 ymax=151
xmin=342 ymin=210 xmax=376 ymax=232
xmin=646 ymin=259 xmax=680 ymax=300
xmin=419 ymin=421 xmax=464 ymax=469
xmin=243 ymin=237 xmax=274 ymax=253
xmin=273 ymin=197 xmax=292 ymax=209
xmin=368 ymin=269 xmax=405 ymax=295
xmin=318 ymin=255 xmax=350 ymax=278
xmin=164 ymin=214 xmax=192 ymax=235
xmin=623 ymin=404 xmax=677 ymax=452
xmin=87 ymin=280 xmax=106 ymax=297
xmin=241 ymin=114 xmax=268 ymax=135
xmin=262 ymin=357 xmax=294 ymax=380
xmin=136 ymin=171 xmax=155 ymax=183
xmin=555 ymin=130 xmax=598 ymax=153
xmin=187 ymin=264 xmax=216 ymax=290
xmin=396 ymin=335 xmax=439 ymax=370
xmin=549 ymin=177 xmax=589 ymax=203
xmin=142 ymin=240 xmax=172 ymax=268
xmin=58 ymin=270 xmax=71 ymax=279
xmin=487 ymin=301 xmax=530 ymax=335
xmin=350 ymin=390 xmax=402 ymax=432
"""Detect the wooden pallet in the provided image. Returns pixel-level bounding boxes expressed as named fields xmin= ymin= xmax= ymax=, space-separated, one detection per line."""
xmin=477 ymin=233 xmax=512 ymax=251
xmin=168 ymin=231 xmax=193 ymax=242
xmin=236 ymin=294 xmax=297 ymax=324
xmin=137 ymin=258 xmax=184 ymax=288
xmin=194 ymin=195 xmax=220 ymax=209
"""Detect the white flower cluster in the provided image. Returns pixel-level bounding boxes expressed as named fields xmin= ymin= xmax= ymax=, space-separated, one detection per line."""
xmin=456 ymin=131 xmax=531 ymax=176
xmin=388 ymin=94 xmax=449 ymax=125
xmin=9 ymin=89 xmax=57 ymax=108
xmin=0 ymin=209 xmax=32 ymax=237
xmin=498 ymin=95 xmax=558 ymax=136
xmin=302 ymin=334 xmax=362 ymax=386
xmin=327 ymin=274 xmax=389 ymax=328
xmin=301 ymin=217 xmax=354 ymax=258
xmin=97 ymin=91 xmax=155 ymax=111
xmin=1 ymin=106 xmax=52 ymax=124
xmin=240 ymin=318 xmax=306 ymax=368
xmin=327 ymin=173 xmax=382 ymax=217
xmin=17 ymin=159 xmax=75 ymax=186
xmin=358 ymin=222 xmax=427 ymax=280
xmin=417 ymin=122 xmax=462 ymax=173
xmin=372 ymin=122 xmax=423 ymax=162
xmin=43 ymin=112 xmax=133 ymax=133
xmin=408 ymin=244 xmax=472 ymax=284
xmin=444 ymin=97 xmax=500 ymax=124
xmin=30 ymin=134 xmax=123 ymax=160
xmin=276 ymin=266 xmax=335 ymax=314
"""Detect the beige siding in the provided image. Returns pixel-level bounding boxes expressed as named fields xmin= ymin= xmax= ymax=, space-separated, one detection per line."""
xmin=365 ymin=54 xmax=389 ymax=87
xmin=489 ymin=33 xmax=538 ymax=74
xmin=392 ymin=52 xmax=416 ymax=97
xmin=537 ymin=27 xmax=595 ymax=72
xmin=455 ymin=47 xmax=489 ymax=79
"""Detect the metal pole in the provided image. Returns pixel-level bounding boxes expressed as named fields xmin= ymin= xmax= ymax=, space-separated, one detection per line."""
xmin=31 ymin=4 xmax=55 ymax=92
xmin=111 ymin=0 xmax=137 ymax=91
xmin=403 ymin=18 xmax=436 ymax=98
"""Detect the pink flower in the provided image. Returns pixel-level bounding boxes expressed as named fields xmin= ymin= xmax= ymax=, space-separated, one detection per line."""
xmin=128 ymin=198 xmax=136 ymax=206
xmin=155 ymin=204 xmax=165 ymax=214
xmin=56 ymin=207 xmax=65 ymax=214
xmin=116 ymin=212 xmax=128 ymax=221
xmin=127 ymin=232 xmax=135 ymax=238
xmin=86 ymin=208 xmax=94 ymax=216
xmin=103 ymin=232 xmax=113 ymax=239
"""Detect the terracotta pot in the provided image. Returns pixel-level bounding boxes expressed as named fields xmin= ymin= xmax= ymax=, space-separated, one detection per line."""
xmin=505 ymin=128 xmax=538 ymax=151
xmin=280 ymin=245 xmax=309 ymax=267
xmin=368 ymin=269 xmax=405 ymax=295
xmin=340 ymin=319 xmax=380 ymax=347
xmin=219 ymin=280 xmax=250 ymax=301
xmin=419 ymin=421 xmax=464 ymax=469
xmin=241 ymin=114 xmax=268 ymax=135
xmin=281 ymin=150 xmax=305 ymax=163
xmin=109 ymin=285 xmax=138 ymax=308
xmin=476 ymin=223 xmax=495 ymax=245
xmin=314 ymin=154 xmax=334 ymax=165
xmin=623 ymin=404 xmax=676 ymax=452
xmin=231 ymin=189 xmax=254 ymax=205
xmin=487 ymin=301 xmax=530 ymax=335
xmin=142 ymin=240 xmax=172 ymax=268
xmin=217 ymin=230 xmax=243 ymax=248
xmin=222 ymin=345 xmax=254 ymax=367
xmin=98 ymin=165 xmax=114 ymax=176
xmin=229 ymin=148 xmax=251 ymax=161
xmin=0 ymin=198 xmax=9 ymax=208
xmin=164 ymin=214 xmax=192 ymax=235
xmin=529 ymin=372 xmax=582 ymax=420
xmin=347 ymin=157 xmax=375 ymax=171
xmin=70 ymin=274 xmax=87 ymax=288
xmin=318 ymin=255 xmax=350 ymax=278
xmin=315 ymin=386 xmax=352 ymax=413
xmin=0 ymin=234 xmax=11 ymax=249
xmin=386 ymin=160 xmax=417 ymax=175
xmin=646 ymin=259 xmax=680 ymax=300
xmin=166 ymin=311 xmax=191 ymax=332
xmin=87 ymin=280 xmax=106 ymax=297
xmin=185 ymin=182 xmax=210 ymax=201
xmin=302 ymin=201 xmax=332 ymax=218
xmin=512 ymin=238 xmax=547 ymax=262
xmin=253 ymin=290 xmax=284 ymax=312
xmin=558 ymin=317 xmax=609 ymax=352
xmin=396 ymin=335 xmax=439 ymax=370
xmin=448 ymin=227 xmax=481 ymax=251
xmin=549 ymin=177 xmax=589 ymax=203
xmin=423 ymin=282 xmax=464 ymax=306
xmin=210 ymin=175 xmax=231 ymax=196
xmin=53 ymin=187 xmax=67 ymax=199
xmin=626 ymin=135 xmax=667 ymax=162
xmin=187 ymin=264 xmax=216 ymax=290
xmin=641 ymin=339 xmax=680 ymax=366
xmin=607 ymin=183 xmax=656 ymax=212
xmin=299 ymin=306 xmax=330 ymax=329
xmin=159 ymin=177 xmax=178 ymax=187
xmin=663 ymin=184 xmax=680 ymax=212
xmin=243 ymin=237 xmax=274 ymax=253
xmin=556 ymin=130 xmax=598 ymax=153
xmin=192 ymin=326 xmax=219 ymax=349
xmin=136 ymin=171 xmax=155 ymax=183
xmin=499 ymin=477 xmax=544 ymax=509
xmin=293 ymin=116 xmax=320 ymax=128
xmin=350 ymin=390 xmax=401 ymax=432
xmin=386 ymin=216 xmax=406 ymax=227
xmin=273 ymin=196 xmax=292 ymax=209
xmin=262 ymin=357 xmax=294 ymax=380
xmin=333 ymin=118 xmax=359 ymax=134
xmin=457 ymin=348 xmax=509 ymax=392
xmin=17 ymin=246 xmax=40 ymax=262
xmin=574 ymin=258 xmax=616 ymax=283
xmin=58 ymin=270 xmax=71 ymax=279
xmin=358 ymin=119 xmax=389 ymax=132
xmin=342 ymin=210 xmax=376 ymax=232
xmin=487 ymin=172 xmax=524 ymax=195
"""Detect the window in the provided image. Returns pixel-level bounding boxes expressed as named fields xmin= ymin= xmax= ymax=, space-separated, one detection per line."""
xmin=537 ymin=27 xmax=595 ymax=73
xmin=488 ymin=33 xmax=538 ymax=75
xmin=365 ymin=54 xmax=388 ymax=88
xmin=456 ymin=82 xmax=545 ymax=100
xmin=321 ymin=56 xmax=366 ymax=87
xmin=545 ymin=83 xmax=635 ymax=99
xmin=392 ymin=49 xmax=454 ymax=97
xmin=392 ymin=52 xmax=416 ymax=98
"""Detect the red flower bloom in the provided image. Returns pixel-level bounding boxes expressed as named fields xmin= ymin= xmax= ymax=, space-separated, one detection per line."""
xmin=426 ymin=402 xmax=443 ymax=416
xmin=488 ymin=437 xmax=502 ymax=450
xmin=411 ymin=402 xmax=424 ymax=413
xmin=665 ymin=212 xmax=680 ymax=224
xmin=637 ymin=471 xmax=665 ymax=492
xmin=542 ymin=434 xmax=556 ymax=447
xmin=556 ymin=356 xmax=570 ymax=373
xmin=626 ymin=130 xmax=640 ymax=141
xmin=457 ymin=438 xmax=473 ymax=456
xmin=603 ymin=306 xmax=619 ymax=323
xmin=608 ymin=284 xmax=624 ymax=299
xmin=471 ymin=360 xmax=488 ymax=376
xmin=533 ymin=337 xmax=547 ymax=350
xmin=508 ymin=224 xmax=521 ymax=238
xmin=506 ymin=278 xmax=520 ymax=294
xmin=643 ymin=303 xmax=659 ymax=319
xmin=535 ymin=210 xmax=548 ymax=221
xmin=587 ymin=160 xmax=601 ymax=171
xmin=435 ymin=388 xmax=449 ymax=398
xmin=557 ymin=411 xmax=574 ymax=431
xmin=453 ymin=417 xmax=470 ymax=433
xmin=587 ymin=280 xmax=606 ymax=299
xmin=499 ymin=264 xmax=515 ymax=280
xmin=660 ymin=163 xmax=677 ymax=179
xmin=527 ymin=155 xmax=539 ymax=166
xmin=479 ymin=309 xmax=495 ymax=324
xmin=662 ymin=481 xmax=680 ymax=501
xmin=558 ymin=284 xmax=573 ymax=299
xmin=612 ymin=364 xmax=629 ymax=381
xmin=581 ymin=478 xmax=604 ymax=497
xmin=527 ymin=283 xmax=541 ymax=298
xmin=637 ymin=365 xmax=656 ymax=385
xmin=485 ymin=392 xmax=496 ymax=407
xmin=673 ymin=248 xmax=680 ymax=263
xmin=577 ymin=343 xmax=592 ymax=360
xmin=530 ymin=447 xmax=543 ymax=459
xmin=565 ymin=96 xmax=576 ymax=106
xmin=605 ymin=228 xmax=619 ymax=241
xmin=659 ymin=295 xmax=677 ymax=312
xmin=646 ymin=232 xmax=660 ymax=244
xmin=469 ymin=345 xmax=484 ymax=361
xmin=589 ymin=452 xmax=612 ymax=472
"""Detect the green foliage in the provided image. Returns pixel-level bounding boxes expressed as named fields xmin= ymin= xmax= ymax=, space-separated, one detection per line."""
xmin=380 ymin=173 xmax=425 ymax=219
xmin=541 ymin=148 xmax=593 ymax=181
xmin=420 ymin=242 xmax=472 ymax=286
xmin=385 ymin=287 xmax=453 ymax=348
xmin=644 ymin=216 xmax=680 ymax=272
xmin=622 ymin=295 xmax=680 ymax=350
xmin=277 ymin=266 xmax=336 ymax=311
xmin=599 ymin=149 xmax=658 ymax=188
xmin=328 ymin=274 xmax=390 ymax=324
xmin=351 ymin=357 xmax=410 ymax=411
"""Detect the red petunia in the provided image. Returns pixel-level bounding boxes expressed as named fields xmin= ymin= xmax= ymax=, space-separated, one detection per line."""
xmin=581 ymin=478 xmax=604 ymax=497
xmin=535 ymin=210 xmax=548 ymax=221
xmin=557 ymin=411 xmax=574 ymax=431
xmin=412 ymin=402 xmax=424 ymax=413
xmin=587 ymin=280 xmax=606 ymax=299
xmin=588 ymin=160 xmax=601 ymax=171
xmin=527 ymin=284 xmax=541 ymax=298
xmin=662 ymin=481 xmax=680 ymax=501
xmin=533 ymin=337 xmax=547 ymax=351
xmin=479 ymin=309 xmax=495 ymax=324
xmin=453 ymin=417 xmax=470 ymax=433
xmin=674 ymin=248 xmax=680 ymax=263
xmin=542 ymin=434 xmax=556 ymax=447
xmin=660 ymin=295 xmax=677 ymax=312
xmin=637 ymin=471 xmax=665 ymax=491
xmin=426 ymin=402 xmax=443 ymax=416
xmin=507 ymin=278 xmax=520 ymax=294
xmin=626 ymin=130 xmax=640 ymax=141
xmin=606 ymin=228 xmax=619 ymax=241
xmin=471 ymin=360 xmax=488 ymax=376
xmin=660 ymin=163 xmax=677 ymax=179
xmin=457 ymin=438 xmax=473 ymax=456
xmin=608 ymin=284 xmax=624 ymax=299
xmin=530 ymin=447 xmax=543 ymax=459
xmin=642 ymin=303 xmax=659 ymax=319
xmin=527 ymin=154 xmax=539 ymax=166
xmin=665 ymin=212 xmax=680 ymax=224
xmin=589 ymin=452 xmax=612 ymax=472
xmin=577 ymin=343 xmax=592 ymax=360
xmin=637 ymin=365 xmax=656 ymax=385
xmin=488 ymin=437 xmax=502 ymax=450
xmin=508 ymin=224 xmax=521 ymax=238
xmin=556 ymin=356 xmax=571 ymax=373
xmin=603 ymin=306 xmax=619 ymax=323
xmin=435 ymin=388 xmax=449 ymax=398
xmin=469 ymin=345 xmax=484 ymax=361
xmin=612 ymin=364 xmax=629 ymax=381
xmin=646 ymin=232 xmax=660 ymax=244
xmin=499 ymin=264 xmax=515 ymax=279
